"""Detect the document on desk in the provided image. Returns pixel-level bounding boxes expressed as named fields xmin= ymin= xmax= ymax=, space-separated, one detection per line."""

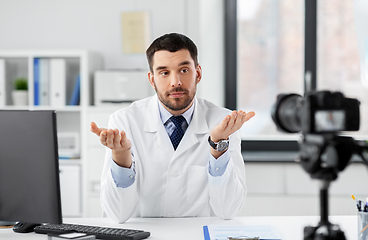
xmin=203 ymin=225 xmax=282 ymax=240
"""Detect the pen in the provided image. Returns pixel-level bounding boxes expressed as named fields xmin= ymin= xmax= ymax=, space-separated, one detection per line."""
xmin=359 ymin=223 xmax=368 ymax=240
xmin=352 ymin=195 xmax=361 ymax=211
xmin=359 ymin=200 xmax=363 ymax=211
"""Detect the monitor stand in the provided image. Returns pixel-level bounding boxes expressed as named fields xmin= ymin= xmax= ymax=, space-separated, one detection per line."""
xmin=13 ymin=222 xmax=41 ymax=233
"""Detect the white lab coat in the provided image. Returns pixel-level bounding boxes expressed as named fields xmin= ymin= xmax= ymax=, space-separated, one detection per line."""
xmin=100 ymin=95 xmax=247 ymax=223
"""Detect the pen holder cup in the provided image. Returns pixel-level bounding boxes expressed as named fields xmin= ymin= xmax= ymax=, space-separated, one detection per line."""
xmin=358 ymin=212 xmax=368 ymax=240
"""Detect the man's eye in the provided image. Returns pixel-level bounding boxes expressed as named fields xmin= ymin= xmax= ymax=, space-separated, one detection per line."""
xmin=160 ymin=71 xmax=169 ymax=76
xmin=181 ymin=69 xmax=188 ymax=73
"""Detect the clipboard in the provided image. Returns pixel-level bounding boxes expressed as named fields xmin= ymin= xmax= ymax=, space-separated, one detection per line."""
xmin=203 ymin=225 xmax=281 ymax=240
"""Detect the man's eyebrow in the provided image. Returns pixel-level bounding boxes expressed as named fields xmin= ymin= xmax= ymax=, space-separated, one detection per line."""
xmin=155 ymin=65 xmax=167 ymax=71
xmin=178 ymin=61 xmax=191 ymax=66
xmin=155 ymin=61 xmax=191 ymax=71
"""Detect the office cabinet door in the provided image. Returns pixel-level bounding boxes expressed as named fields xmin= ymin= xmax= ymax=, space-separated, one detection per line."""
xmin=59 ymin=164 xmax=81 ymax=217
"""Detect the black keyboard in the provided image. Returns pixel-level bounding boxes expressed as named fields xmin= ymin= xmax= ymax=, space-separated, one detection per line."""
xmin=34 ymin=223 xmax=150 ymax=240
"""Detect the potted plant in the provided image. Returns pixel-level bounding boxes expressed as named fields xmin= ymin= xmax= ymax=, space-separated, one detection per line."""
xmin=12 ymin=77 xmax=28 ymax=106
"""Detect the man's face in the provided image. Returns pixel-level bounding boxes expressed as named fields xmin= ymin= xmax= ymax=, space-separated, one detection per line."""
xmin=148 ymin=49 xmax=202 ymax=115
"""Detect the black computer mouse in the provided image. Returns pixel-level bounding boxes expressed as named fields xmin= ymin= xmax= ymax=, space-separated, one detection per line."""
xmin=12 ymin=222 xmax=41 ymax=233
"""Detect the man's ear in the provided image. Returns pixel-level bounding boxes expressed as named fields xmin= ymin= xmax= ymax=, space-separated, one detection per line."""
xmin=148 ymin=71 xmax=155 ymax=89
xmin=196 ymin=64 xmax=202 ymax=84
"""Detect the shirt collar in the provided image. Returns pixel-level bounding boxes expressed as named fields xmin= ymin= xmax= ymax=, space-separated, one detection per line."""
xmin=158 ymin=97 xmax=195 ymax=125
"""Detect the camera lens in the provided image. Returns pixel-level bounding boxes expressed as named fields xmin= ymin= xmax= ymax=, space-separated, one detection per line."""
xmin=271 ymin=93 xmax=303 ymax=133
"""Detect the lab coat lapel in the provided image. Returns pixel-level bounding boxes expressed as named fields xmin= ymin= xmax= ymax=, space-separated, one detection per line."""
xmin=144 ymin=95 xmax=174 ymax=157
xmin=173 ymin=98 xmax=209 ymax=158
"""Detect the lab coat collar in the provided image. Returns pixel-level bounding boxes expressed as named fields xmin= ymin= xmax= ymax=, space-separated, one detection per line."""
xmin=144 ymin=95 xmax=209 ymax=134
xmin=144 ymin=95 xmax=174 ymax=156
xmin=190 ymin=98 xmax=210 ymax=135
xmin=173 ymin=98 xmax=209 ymax=158
xmin=144 ymin=95 xmax=162 ymax=133
xmin=144 ymin=95 xmax=210 ymax=157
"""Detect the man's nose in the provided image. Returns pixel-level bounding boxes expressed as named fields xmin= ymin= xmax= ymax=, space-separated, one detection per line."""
xmin=171 ymin=74 xmax=182 ymax=87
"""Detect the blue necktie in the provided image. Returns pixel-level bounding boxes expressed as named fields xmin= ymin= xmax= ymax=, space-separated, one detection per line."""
xmin=169 ymin=115 xmax=186 ymax=150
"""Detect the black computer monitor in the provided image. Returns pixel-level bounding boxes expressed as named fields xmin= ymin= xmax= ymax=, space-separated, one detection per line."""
xmin=0 ymin=110 xmax=62 ymax=232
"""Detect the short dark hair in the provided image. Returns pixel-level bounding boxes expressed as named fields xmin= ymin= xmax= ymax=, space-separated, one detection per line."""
xmin=146 ymin=33 xmax=198 ymax=72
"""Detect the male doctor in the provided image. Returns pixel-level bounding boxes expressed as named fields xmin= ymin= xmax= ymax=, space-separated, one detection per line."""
xmin=91 ymin=33 xmax=255 ymax=223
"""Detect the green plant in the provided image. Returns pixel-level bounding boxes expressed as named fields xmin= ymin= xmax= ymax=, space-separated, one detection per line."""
xmin=14 ymin=77 xmax=28 ymax=90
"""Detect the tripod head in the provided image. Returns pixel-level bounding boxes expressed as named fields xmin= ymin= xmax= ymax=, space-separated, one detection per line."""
xmin=297 ymin=133 xmax=357 ymax=182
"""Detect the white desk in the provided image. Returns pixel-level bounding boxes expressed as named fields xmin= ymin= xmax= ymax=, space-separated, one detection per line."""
xmin=0 ymin=215 xmax=358 ymax=240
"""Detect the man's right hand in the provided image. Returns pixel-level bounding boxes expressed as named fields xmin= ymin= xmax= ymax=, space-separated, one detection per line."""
xmin=90 ymin=122 xmax=132 ymax=168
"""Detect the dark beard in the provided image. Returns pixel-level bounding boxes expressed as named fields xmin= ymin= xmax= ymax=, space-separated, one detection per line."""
xmin=159 ymin=94 xmax=193 ymax=111
xmin=155 ymin=86 xmax=195 ymax=111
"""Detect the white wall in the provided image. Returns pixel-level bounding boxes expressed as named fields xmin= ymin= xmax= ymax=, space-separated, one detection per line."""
xmin=238 ymin=162 xmax=368 ymax=217
xmin=0 ymin=0 xmax=225 ymax=106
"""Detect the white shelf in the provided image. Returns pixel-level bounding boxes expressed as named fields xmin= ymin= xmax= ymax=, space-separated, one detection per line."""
xmin=87 ymin=104 xmax=131 ymax=112
xmin=0 ymin=49 xmax=93 ymax=57
xmin=0 ymin=49 xmax=103 ymax=217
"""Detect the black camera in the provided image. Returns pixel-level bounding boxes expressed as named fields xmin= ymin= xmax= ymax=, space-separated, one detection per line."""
xmin=271 ymin=91 xmax=360 ymax=134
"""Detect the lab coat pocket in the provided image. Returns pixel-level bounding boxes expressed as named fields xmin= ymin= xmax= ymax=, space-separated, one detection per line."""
xmin=186 ymin=165 xmax=209 ymax=204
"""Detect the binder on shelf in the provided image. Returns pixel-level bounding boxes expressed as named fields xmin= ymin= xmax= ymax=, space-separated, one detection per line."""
xmin=33 ymin=58 xmax=40 ymax=106
xmin=0 ymin=59 xmax=5 ymax=107
xmin=69 ymin=75 xmax=80 ymax=106
xmin=39 ymin=58 xmax=50 ymax=106
xmin=50 ymin=59 xmax=66 ymax=107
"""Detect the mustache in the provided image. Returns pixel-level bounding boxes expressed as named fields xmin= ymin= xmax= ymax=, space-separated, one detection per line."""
xmin=167 ymin=87 xmax=188 ymax=95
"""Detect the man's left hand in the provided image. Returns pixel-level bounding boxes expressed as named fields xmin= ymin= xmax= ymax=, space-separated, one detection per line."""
xmin=210 ymin=110 xmax=255 ymax=150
